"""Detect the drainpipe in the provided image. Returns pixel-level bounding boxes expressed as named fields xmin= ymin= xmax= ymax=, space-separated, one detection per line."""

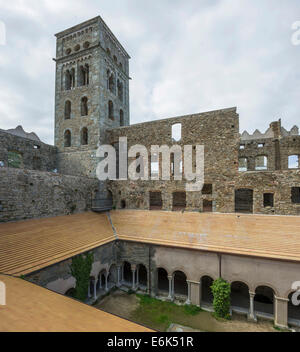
xmin=218 ymin=253 xmax=222 ymax=278
xmin=149 ymin=246 xmax=152 ymax=296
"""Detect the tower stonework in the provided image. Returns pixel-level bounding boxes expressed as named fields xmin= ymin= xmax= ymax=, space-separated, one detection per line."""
xmin=54 ymin=16 xmax=130 ymax=177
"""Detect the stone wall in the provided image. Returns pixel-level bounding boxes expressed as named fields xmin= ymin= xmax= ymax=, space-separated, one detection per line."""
xmin=25 ymin=242 xmax=117 ymax=294
xmin=0 ymin=130 xmax=57 ymax=172
xmin=239 ymin=119 xmax=300 ymax=172
xmin=106 ymin=107 xmax=240 ymax=213
xmin=235 ymin=170 xmax=300 ymax=215
xmin=0 ymin=167 xmax=99 ymax=222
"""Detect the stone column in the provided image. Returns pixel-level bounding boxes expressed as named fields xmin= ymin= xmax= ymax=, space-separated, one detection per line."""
xmin=117 ymin=266 xmax=121 ymax=287
xmin=105 ymin=273 xmax=108 ymax=292
xmin=186 ymin=281 xmax=192 ymax=305
xmin=274 ymin=295 xmax=289 ymax=329
xmin=147 ymin=270 xmax=150 ymax=294
xmin=99 ymin=275 xmax=102 ymax=289
xmin=131 ymin=265 xmax=136 ymax=290
xmin=168 ymin=275 xmax=173 ymax=300
xmin=136 ymin=266 xmax=139 ymax=289
xmin=88 ymin=280 xmax=91 ymax=298
xmin=189 ymin=281 xmax=201 ymax=307
xmin=248 ymin=291 xmax=257 ymax=322
xmin=93 ymin=279 xmax=97 ymax=300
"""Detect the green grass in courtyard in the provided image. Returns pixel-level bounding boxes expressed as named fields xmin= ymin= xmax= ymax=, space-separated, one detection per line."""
xmin=131 ymin=294 xmax=203 ymax=331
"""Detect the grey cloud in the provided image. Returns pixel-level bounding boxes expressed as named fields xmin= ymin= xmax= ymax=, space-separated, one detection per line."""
xmin=0 ymin=0 xmax=299 ymax=144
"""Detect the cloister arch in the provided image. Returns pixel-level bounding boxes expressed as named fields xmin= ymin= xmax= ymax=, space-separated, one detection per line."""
xmin=173 ymin=270 xmax=188 ymax=297
xmin=97 ymin=269 xmax=107 ymax=291
xmin=201 ymin=275 xmax=214 ymax=306
xmin=231 ymin=281 xmax=250 ymax=311
xmin=288 ymin=292 xmax=300 ymax=326
xmin=123 ymin=261 xmax=132 ymax=284
xmin=157 ymin=268 xmax=169 ymax=293
xmin=137 ymin=264 xmax=148 ymax=288
xmin=254 ymin=285 xmax=275 ymax=316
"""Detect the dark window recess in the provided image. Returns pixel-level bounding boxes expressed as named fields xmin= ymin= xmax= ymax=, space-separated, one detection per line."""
xmin=172 ymin=192 xmax=186 ymax=211
xmin=203 ymin=200 xmax=213 ymax=212
xmin=121 ymin=200 xmax=126 ymax=209
xmin=263 ymin=193 xmax=274 ymax=207
xmin=202 ymin=184 xmax=212 ymax=195
xmin=291 ymin=187 xmax=300 ymax=204
xmin=150 ymin=192 xmax=162 ymax=210
xmin=235 ymin=189 xmax=253 ymax=213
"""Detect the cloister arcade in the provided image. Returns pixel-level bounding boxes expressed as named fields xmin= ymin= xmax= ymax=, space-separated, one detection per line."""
xmin=66 ymin=259 xmax=300 ymax=329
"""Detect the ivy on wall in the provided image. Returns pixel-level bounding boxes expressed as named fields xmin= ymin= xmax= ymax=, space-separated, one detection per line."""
xmin=70 ymin=252 xmax=94 ymax=301
xmin=211 ymin=278 xmax=231 ymax=320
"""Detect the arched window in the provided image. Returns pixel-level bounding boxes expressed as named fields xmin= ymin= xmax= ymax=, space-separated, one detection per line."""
xmin=172 ymin=123 xmax=182 ymax=142
xmin=109 ymin=73 xmax=115 ymax=93
xmin=78 ymin=64 xmax=89 ymax=86
xmin=255 ymin=155 xmax=268 ymax=170
xmin=120 ymin=109 xmax=124 ymax=126
xmin=64 ymin=130 xmax=71 ymax=147
xmin=81 ymin=127 xmax=88 ymax=145
xmin=238 ymin=158 xmax=248 ymax=172
xmin=108 ymin=100 xmax=114 ymax=120
xmin=288 ymin=155 xmax=299 ymax=169
xmin=117 ymin=80 xmax=123 ymax=101
xmin=81 ymin=97 xmax=88 ymax=116
xmin=64 ymin=100 xmax=71 ymax=119
xmin=106 ymin=48 xmax=111 ymax=56
xmin=71 ymin=68 xmax=75 ymax=88
xmin=65 ymin=70 xmax=71 ymax=90
xmin=113 ymin=55 xmax=117 ymax=63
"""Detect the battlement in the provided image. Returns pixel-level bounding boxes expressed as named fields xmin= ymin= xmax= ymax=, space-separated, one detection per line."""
xmin=241 ymin=119 xmax=299 ymax=140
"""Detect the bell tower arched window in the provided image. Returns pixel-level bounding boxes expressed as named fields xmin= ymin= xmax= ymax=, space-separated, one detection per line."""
xmin=64 ymin=101 xmax=71 ymax=119
xmin=81 ymin=97 xmax=88 ymax=116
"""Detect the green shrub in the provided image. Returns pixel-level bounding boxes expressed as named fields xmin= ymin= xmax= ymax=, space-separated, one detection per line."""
xmin=211 ymin=278 xmax=231 ymax=320
xmin=70 ymin=252 xmax=93 ymax=301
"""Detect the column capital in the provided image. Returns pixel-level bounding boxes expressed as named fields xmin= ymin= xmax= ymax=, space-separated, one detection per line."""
xmin=167 ymin=275 xmax=173 ymax=280
xmin=131 ymin=264 xmax=137 ymax=271
xmin=249 ymin=291 xmax=256 ymax=297
xmin=187 ymin=280 xmax=200 ymax=285
xmin=274 ymin=295 xmax=289 ymax=302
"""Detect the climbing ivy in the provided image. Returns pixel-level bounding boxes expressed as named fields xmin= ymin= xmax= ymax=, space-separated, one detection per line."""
xmin=211 ymin=278 xmax=231 ymax=320
xmin=70 ymin=252 xmax=94 ymax=301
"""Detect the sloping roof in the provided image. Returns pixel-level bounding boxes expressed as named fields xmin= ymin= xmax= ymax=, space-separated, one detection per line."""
xmin=0 ymin=274 xmax=151 ymax=332
xmin=2 ymin=210 xmax=300 ymax=279
xmin=110 ymin=210 xmax=300 ymax=262
xmin=0 ymin=212 xmax=115 ymax=276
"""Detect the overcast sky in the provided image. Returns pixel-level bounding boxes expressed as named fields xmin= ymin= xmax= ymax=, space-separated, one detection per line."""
xmin=0 ymin=0 xmax=299 ymax=144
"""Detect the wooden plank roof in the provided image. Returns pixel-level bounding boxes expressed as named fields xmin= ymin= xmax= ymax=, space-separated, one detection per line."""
xmin=1 ymin=210 xmax=300 ymax=279
xmin=110 ymin=210 xmax=300 ymax=262
xmin=0 ymin=212 xmax=115 ymax=276
xmin=0 ymin=274 xmax=151 ymax=332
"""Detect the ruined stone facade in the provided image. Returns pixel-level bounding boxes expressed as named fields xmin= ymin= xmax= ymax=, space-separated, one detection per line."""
xmin=106 ymin=108 xmax=240 ymax=213
xmin=0 ymin=129 xmax=56 ymax=172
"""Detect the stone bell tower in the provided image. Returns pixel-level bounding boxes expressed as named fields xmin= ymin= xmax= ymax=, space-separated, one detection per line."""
xmin=54 ymin=16 xmax=130 ymax=177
